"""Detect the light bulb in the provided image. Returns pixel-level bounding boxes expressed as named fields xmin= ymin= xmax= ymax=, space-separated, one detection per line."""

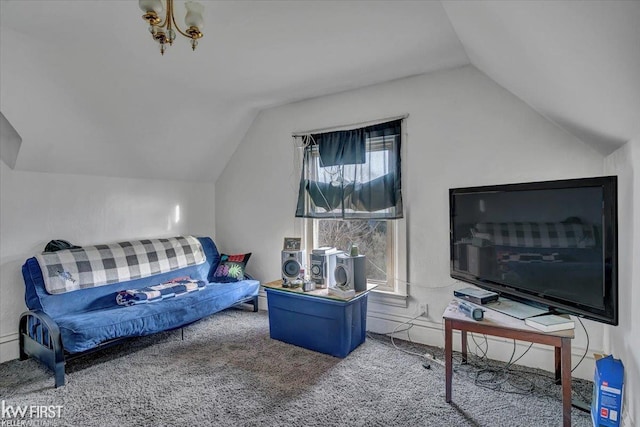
xmin=185 ymin=1 xmax=204 ymax=30
xmin=139 ymin=0 xmax=164 ymax=14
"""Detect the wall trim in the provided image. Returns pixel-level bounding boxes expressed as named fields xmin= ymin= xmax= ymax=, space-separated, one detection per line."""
xmin=369 ymin=290 xmax=408 ymax=308
xmin=258 ymin=292 xmax=268 ymax=311
xmin=366 ymin=308 xmax=599 ymax=381
xmin=0 ymin=333 xmax=18 ymax=344
xmin=259 ymin=287 xmax=408 ymax=308
xmin=254 ymin=290 xmax=597 ymax=380
xmin=0 ymin=333 xmax=20 ymax=364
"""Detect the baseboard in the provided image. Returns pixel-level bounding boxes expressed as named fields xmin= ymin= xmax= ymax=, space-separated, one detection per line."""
xmin=258 ymin=293 xmax=268 ymax=311
xmin=366 ymin=308 xmax=598 ymax=381
xmin=254 ymin=291 xmax=597 ymax=380
xmin=4 ymin=299 xmax=597 ymax=381
xmin=0 ymin=333 xmax=19 ymax=363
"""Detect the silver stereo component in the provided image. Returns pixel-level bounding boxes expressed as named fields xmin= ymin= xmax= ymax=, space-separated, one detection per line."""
xmin=310 ymin=247 xmax=341 ymax=289
xmin=281 ymin=250 xmax=306 ymax=283
xmin=333 ymin=253 xmax=366 ymax=292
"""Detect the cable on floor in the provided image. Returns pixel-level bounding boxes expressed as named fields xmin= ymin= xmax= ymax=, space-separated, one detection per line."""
xmin=366 ymin=312 xmax=430 ymax=361
xmin=368 ymin=311 xmax=593 ymax=405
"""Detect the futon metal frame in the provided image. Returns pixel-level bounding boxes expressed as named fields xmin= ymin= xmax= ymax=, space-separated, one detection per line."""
xmin=19 ymin=295 xmax=258 ymax=387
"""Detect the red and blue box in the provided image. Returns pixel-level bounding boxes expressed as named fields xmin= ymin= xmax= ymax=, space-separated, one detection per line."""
xmin=591 ymin=355 xmax=624 ymax=427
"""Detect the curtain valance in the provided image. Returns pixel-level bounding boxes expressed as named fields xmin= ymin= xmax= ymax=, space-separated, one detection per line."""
xmin=295 ymin=119 xmax=403 ymax=219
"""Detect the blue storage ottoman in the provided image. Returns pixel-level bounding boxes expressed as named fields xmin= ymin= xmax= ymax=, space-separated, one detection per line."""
xmin=265 ymin=288 xmax=368 ymax=358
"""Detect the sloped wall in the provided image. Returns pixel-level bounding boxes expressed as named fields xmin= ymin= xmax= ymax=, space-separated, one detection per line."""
xmin=0 ymin=161 xmax=216 ymax=362
xmin=216 ymin=65 xmax=607 ymax=379
xmin=0 ymin=112 xmax=22 ymax=169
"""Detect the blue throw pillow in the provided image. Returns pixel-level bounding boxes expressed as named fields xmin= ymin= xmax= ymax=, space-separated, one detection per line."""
xmin=213 ymin=253 xmax=251 ymax=283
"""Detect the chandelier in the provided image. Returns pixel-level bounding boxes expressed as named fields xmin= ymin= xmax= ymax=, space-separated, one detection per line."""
xmin=138 ymin=0 xmax=204 ymax=55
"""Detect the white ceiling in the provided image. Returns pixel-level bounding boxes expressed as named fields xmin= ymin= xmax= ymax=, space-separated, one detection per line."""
xmin=1 ymin=1 xmax=639 ymax=181
xmin=443 ymin=0 xmax=640 ymax=155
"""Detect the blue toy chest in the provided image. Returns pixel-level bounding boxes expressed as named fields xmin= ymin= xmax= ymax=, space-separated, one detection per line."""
xmin=265 ymin=288 xmax=367 ymax=358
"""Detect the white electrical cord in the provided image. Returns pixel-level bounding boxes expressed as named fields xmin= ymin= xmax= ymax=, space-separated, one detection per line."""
xmin=366 ymin=312 xmax=437 ymax=363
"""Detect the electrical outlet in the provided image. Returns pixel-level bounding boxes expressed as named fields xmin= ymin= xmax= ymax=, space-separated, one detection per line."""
xmin=419 ymin=303 xmax=428 ymax=317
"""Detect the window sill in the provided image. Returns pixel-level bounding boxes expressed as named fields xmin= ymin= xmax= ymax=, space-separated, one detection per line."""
xmin=369 ymin=288 xmax=408 ymax=308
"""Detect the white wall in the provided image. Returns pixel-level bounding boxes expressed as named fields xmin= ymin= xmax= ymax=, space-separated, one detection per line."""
xmin=0 ymin=161 xmax=216 ymax=362
xmin=605 ymin=138 xmax=639 ymax=427
xmin=216 ymin=65 xmax=608 ymax=380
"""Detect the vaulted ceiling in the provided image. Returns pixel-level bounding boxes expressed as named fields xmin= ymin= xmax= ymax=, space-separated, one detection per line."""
xmin=1 ymin=1 xmax=639 ymax=181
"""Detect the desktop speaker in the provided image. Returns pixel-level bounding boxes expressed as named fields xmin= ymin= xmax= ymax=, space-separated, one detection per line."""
xmin=282 ymin=250 xmax=306 ymax=282
xmin=334 ymin=253 xmax=366 ymax=292
xmin=310 ymin=247 xmax=341 ymax=289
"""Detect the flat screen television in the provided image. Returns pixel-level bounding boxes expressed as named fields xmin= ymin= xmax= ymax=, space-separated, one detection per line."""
xmin=449 ymin=176 xmax=618 ymax=325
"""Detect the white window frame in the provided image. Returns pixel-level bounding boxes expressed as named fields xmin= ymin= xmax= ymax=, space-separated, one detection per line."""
xmin=302 ymin=217 xmax=407 ymax=300
xmin=294 ymin=120 xmax=408 ymax=304
xmin=296 ymin=126 xmax=409 ymax=300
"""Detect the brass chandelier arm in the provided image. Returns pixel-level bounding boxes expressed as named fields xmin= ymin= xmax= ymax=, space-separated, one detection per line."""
xmin=164 ymin=0 xmax=174 ymax=32
xmin=156 ymin=0 xmax=173 ymax=30
xmin=140 ymin=0 xmax=203 ymax=53
xmin=170 ymin=7 xmax=194 ymax=39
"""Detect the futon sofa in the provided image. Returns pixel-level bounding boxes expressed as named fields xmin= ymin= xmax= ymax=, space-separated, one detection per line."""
xmin=19 ymin=236 xmax=259 ymax=387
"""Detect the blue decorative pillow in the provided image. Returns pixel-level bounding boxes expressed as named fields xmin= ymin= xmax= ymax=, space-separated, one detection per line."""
xmin=213 ymin=253 xmax=251 ymax=283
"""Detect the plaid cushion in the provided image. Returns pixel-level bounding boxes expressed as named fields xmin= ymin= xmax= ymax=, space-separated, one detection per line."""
xmin=475 ymin=222 xmax=596 ymax=249
xmin=36 ymin=236 xmax=206 ymax=295
xmin=497 ymin=251 xmax=563 ymax=264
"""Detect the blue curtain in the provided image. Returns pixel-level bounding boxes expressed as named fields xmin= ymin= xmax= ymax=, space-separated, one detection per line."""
xmin=295 ymin=120 xmax=403 ymax=219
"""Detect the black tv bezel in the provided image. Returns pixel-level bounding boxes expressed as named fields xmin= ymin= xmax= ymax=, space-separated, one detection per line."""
xmin=449 ymin=176 xmax=618 ymax=325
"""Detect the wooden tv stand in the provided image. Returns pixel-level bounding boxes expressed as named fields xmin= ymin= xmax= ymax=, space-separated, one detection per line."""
xmin=443 ymin=300 xmax=575 ymax=427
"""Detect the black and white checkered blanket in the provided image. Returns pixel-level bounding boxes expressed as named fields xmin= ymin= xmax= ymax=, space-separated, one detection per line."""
xmin=36 ymin=236 xmax=206 ymax=295
xmin=497 ymin=251 xmax=563 ymax=264
xmin=474 ymin=222 xmax=596 ymax=248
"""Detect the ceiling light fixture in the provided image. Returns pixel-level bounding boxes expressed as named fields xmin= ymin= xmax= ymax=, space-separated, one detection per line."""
xmin=138 ymin=0 xmax=204 ymax=55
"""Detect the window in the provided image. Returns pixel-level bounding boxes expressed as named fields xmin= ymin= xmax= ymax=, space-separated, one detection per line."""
xmin=295 ymin=120 xmax=403 ymax=220
xmin=310 ymin=218 xmax=397 ymax=291
xmin=296 ymin=119 xmax=406 ymax=294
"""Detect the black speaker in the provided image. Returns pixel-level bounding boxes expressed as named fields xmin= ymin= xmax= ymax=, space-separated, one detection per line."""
xmin=334 ymin=254 xmax=366 ymax=292
xmin=281 ymin=250 xmax=306 ymax=282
